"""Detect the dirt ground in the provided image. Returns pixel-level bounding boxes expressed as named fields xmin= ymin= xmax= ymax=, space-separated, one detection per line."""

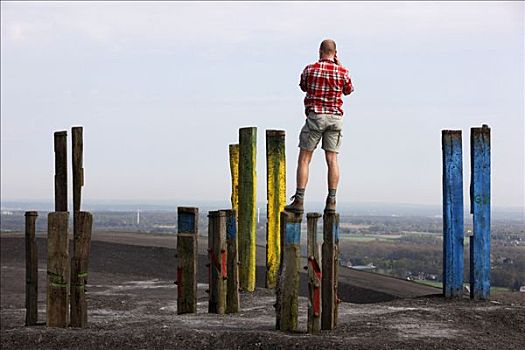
xmin=1 ymin=233 xmax=524 ymax=349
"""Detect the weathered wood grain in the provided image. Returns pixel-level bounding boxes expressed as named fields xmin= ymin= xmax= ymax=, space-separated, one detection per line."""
xmin=208 ymin=211 xmax=227 ymax=314
xmin=25 ymin=211 xmax=38 ymax=326
xmin=47 ymin=212 xmax=69 ymax=328
xmin=442 ymin=130 xmax=464 ymax=298
xmin=265 ymin=130 xmax=286 ymax=289
xmin=307 ymin=212 xmax=322 ymax=333
xmin=176 ymin=207 xmax=198 ymax=314
xmin=54 ymin=131 xmax=67 ymax=212
xmin=322 ymin=213 xmax=339 ymax=330
xmin=238 ymin=127 xmax=257 ymax=291
xmin=225 ymin=210 xmax=239 ymax=313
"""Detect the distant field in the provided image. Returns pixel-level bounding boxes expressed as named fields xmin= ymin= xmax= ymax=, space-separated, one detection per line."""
xmin=414 ymin=280 xmax=512 ymax=293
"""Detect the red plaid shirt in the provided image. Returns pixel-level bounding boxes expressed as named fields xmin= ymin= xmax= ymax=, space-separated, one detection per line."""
xmin=300 ymin=58 xmax=354 ymax=116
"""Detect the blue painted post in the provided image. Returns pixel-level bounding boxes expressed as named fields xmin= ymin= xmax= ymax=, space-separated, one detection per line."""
xmin=275 ymin=211 xmax=302 ymax=332
xmin=470 ymin=125 xmax=491 ymax=300
xmin=176 ymin=207 xmax=198 ymax=314
xmin=442 ymin=130 xmax=464 ymax=298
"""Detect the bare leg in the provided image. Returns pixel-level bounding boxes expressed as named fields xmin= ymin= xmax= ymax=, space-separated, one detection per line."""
xmin=325 ymin=151 xmax=339 ymax=190
xmin=297 ymin=148 xmax=314 ymax=189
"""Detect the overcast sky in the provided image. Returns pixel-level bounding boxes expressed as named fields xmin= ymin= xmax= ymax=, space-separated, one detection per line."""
xmin=1 ymin=1 xmax=524 ymax=209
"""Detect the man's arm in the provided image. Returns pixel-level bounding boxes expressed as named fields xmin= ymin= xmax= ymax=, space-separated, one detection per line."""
xmin=342 ymin=71 xmax=354 ymax=95
xmin=299 ymin=67 xmax=308 ymax=92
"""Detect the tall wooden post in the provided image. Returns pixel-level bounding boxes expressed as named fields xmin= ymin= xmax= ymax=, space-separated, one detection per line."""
xmin=72 ymin=127 xmax=84 ymax=213
xmin=229 ymin=144 xmax=240 ymax=214
xmin=265 ymin=130 xmax=286 ymax=289
xmin=470 ymin=125 xmax=491 ymax=300
xmin=25 ymin=211 xmax=38 ymax=326
xmin=70 ymin=212 xmax=93 ymax=327
xmin=225 ymin=210 xmax=239 ymax=313
xmin=47 ymin=212 xmax=69 ymax=327
xmin=276 ymin=211 xmax=302 ymax=332
xmin=306 ymin=212 xmax=322 ymax=333
xmin=208 ymin=211 xmax=228 ymax=314
xmin=238 ymin=127 xmax=257 ymax=291
xmin=322 ymin=213 xmax=339 ymax=330
xmin=54 ymin=131 xmax=68 ymax=212
xmin=442 ymin=130 xmax=464 ymax=298
xmin=176 ymin=207 xmax=198 ymax=314
xmin=275 ymin=211 xmax=286 ymax=330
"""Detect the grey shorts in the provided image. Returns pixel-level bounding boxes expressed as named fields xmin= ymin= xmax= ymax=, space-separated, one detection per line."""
xmin=298 ymin=112 xmax=344 ymax=153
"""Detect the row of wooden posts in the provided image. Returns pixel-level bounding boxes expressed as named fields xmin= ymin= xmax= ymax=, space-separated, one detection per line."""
xmin=25 ymin=127 xmax=93 ymax=328
xmin=442 ymin=124 xmax=491 ymax=300
xmin=175 ymin=207 xmax=340 ymax=333
xmin=176 ymin=127 xmax=340 ymax=332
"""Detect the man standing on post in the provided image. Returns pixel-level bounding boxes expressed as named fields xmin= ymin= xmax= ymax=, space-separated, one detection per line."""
xmin=285 ymin=39 xmax=354 ymax=215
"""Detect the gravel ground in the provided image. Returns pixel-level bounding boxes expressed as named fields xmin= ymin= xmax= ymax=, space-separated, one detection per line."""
xmin=1 ymin=234 xmax=524 ymax=349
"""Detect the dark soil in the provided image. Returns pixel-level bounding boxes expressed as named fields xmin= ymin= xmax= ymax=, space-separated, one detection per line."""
xmin=1 ymin=233 xmax=524 ymax=349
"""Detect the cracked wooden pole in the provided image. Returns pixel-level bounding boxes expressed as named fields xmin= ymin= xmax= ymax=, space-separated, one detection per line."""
xmin=25 ymin=211 xmax=38 ymax=326
xmin=47 ymin=212 xmax=69 ymax=327
xmin=322 ymin=212 xmax=339 ymax=330
xmin=208 ymin=211 xmax=228 ymax=314
xmin=277 ymin=211 xmax=302 ymax=332
xmin=306 ymin=212 xmax=322 ymax=333
xmin=176 ymin=207 xmax=198 ymax=314
xmin=225 ymin=209 xmax=239 ymax=313
xmin=238 ymin=127 xmax=257 ymax=291
xmin=470 ymin=125 xmax=491 ymax=300
xmin=265 ymin=130 xmax=286 ymax=289
xmin=229 ymin=144 xmax=240 ymax=214
xmin=442 ymin=130 xmax=464 ymax=298
xmin=70 ymin=212 xmax=93 ymax=328
xmin=54 ymin=131 xmax=68 ymax=212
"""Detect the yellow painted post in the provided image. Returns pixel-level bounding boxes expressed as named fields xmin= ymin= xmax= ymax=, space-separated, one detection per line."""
xmin=238 ymin=127 xmax=257 ymax=291
xmin=229 ymin=144 xmax=240 ymax=214
xmin=265 ymin=130 xmax=286 ymax=289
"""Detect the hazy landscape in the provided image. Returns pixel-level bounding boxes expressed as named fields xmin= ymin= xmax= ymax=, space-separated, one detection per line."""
xmin=3 ymin=201 xmax=523 ymax=291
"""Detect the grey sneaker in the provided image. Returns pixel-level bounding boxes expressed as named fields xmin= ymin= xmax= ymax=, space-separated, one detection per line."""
xmin=284 ymin=195 xmax=304 ymax=214
xmin=324 ymin=196 xmax=336 ymax=214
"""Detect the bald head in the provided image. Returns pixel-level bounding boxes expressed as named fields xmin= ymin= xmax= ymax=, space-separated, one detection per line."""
xmin=319 ymin=39 xmax=337 ymax=58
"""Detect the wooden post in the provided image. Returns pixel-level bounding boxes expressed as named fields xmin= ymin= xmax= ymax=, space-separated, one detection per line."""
xmin=225 ymin=210 xmax=240 ymax=313
xmin=208 ymin=211 xmax=228 ymax=314
xmin=265 ymin=130 xmax=286 ymax=289
xmin=322 ymin=213 xmax=339 ymax=330
xmin=238 ymin=127 xmax=257 ymax=291
xmin=276 ymin=211 xmax=302 ymax=332
xmin=275 ymin=211 xmax=286 ymax=330
xmin=70 ymin=212 xmax=93 ymax=328
xmin=442 ymin=130 xmax=464 ymax=298
xmin=176 ymin=207 xmax=198 ymax=314
xmin=306 ymin=212 xmax=322 ymax=333
xmin=54 ymin=131 xmax=68 ymax=212
xmin=47 ymin=212 xmax=69 ymax=327
xmin=229 ymin=144 xmax=240 ymax=214
xmin=25 ymin=211 xmax=38 ymax=326
xmin=470 ymin=125 xmax=491 ymax=300
xmin=72 ymin=127 xmax=84 ymax=213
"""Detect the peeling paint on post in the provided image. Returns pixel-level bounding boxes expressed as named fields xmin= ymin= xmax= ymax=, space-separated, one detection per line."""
xmin=276 ymin=211 xmax=302 ymax=332
xmin=229 ymin=144 xmax=240 ymax=215
xmin=208 ymin=211 xmax=227 ymax=314
xmin=238 ymin=127 xmax=257 ymax=291
xmin=25 ymin=211 xmax=38 ymax=326
xmin=225 ymin=210 xmax=240 ymax=313
xmin=47 ymin=212 xmax=69 ymax=328
xmin=265 ymin=130 xmax=286 ymax=289
xmin=470 ymin=125 xmax=491 ymax=300
xmin=306 ymin=212 xmax=322 ymax=333
xmin=322 ymin=213 xmax=339 ymax=330
xmin=442 ymin=130 xmax=464 ymax=298
xmin=176 ymin=207 xmax=198 ymax=314
xmin=70 ymin=212 xmax=93 ymax=328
